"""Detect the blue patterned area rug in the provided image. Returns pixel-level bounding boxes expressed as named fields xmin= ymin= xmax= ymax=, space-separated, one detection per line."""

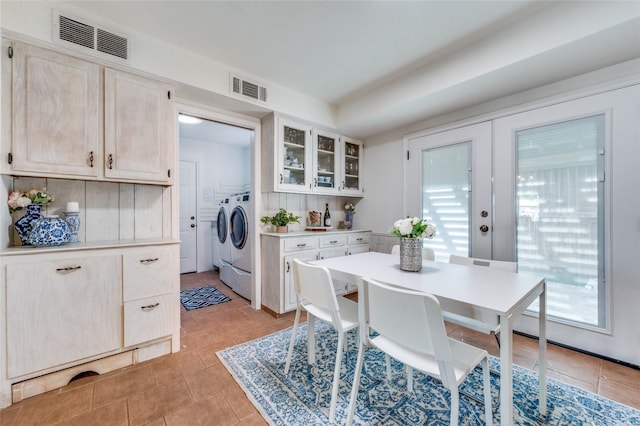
xmin=180 ymin=285 xmax=231 ymax=310
xmin=218 ymin=322 xmax=640 ymax=425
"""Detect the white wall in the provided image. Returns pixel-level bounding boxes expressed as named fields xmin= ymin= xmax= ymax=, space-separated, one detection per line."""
xmin=180 ymin=137 xmax=250 ymax=272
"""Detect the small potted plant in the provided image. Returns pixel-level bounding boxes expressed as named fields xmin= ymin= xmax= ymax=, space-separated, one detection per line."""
xmin=261 ymin=208 xmax=300 ymax=233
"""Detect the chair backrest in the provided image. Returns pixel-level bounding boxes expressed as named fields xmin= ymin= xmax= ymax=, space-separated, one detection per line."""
xmin=291 ymin=258 xmax=340 ymax=314
xmin=391 ymin=245 xmax=435 ymax=261
xmin=361 ymin=277 xmax=452 ymax=363
xmin=448 ymin=254 xmax=517 ymax=272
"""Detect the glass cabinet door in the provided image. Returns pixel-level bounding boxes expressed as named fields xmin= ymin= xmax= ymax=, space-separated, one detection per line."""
xmin=278 ymin=119 xmax=312 ymax=192
xmin=342 ymin=137 xmax=363 ymax=195
xmin=313 ymin=129 xmax=341 ymax=194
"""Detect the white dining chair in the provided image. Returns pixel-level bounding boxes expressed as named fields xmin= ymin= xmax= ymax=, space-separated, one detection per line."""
xmin=346 ymin=277 xmax=493 ymax=426
xmin=284 ymin=258 xmax=359 ymax=424
xmin=444 ymin=254 xmax=517 ymax=347
xmin=391 ymin=244 xmax=435 ymax=260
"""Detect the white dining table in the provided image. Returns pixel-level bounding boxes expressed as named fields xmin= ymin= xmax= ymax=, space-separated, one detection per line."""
xmin=312 ymin=251 xmax=547 ymax=426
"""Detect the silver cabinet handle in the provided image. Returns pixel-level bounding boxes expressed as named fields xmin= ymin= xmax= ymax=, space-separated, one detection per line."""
xmin=140 ymin=258 xmax=159 ymax=264
xmin=56 ymin=266 xmax=81 ymax=273
xmin=329 ymin=240 xmax=338 ymax=244
xmin=141 ymin=303 xmax=160 ymax=311
xmin=286 ymin=261 xmax=290 ymax=273
xmin=296 ymin=243 xmax=306 ymax=248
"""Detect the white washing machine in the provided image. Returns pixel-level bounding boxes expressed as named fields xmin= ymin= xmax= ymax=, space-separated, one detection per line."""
xmin=230 ymin=192 xmax=251 ymax=273
xmin=213 ymin=197 xmax=232 ymax=269
xmin=221 ymin=192 xmax=252 ymax=301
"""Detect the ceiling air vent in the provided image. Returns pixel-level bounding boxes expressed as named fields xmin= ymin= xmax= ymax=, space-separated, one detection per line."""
xmin=53 ymin=10 xmax=130 ymax=62
xmin=230 ymin=74 xmax=268 ymax=103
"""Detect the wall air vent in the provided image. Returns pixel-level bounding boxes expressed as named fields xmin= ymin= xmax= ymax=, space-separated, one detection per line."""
xmin=53 ymin=10 xmax=130 ymax=62
xmin=230 ymin=74 xmax=268 ymax=103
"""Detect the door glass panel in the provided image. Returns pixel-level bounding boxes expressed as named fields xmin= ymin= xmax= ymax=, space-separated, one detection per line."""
xmin=516 ymin=115 xmax=605 ymax=327
xmin=317 ymin=134 xmax=336 ymax=188
xmin=421 ymin=142 xmax=471 ymax=261
xmin=282 ymin=125 xmax=306 ymax=186
xmin=344 ymin=142 xmax=360 ymax=190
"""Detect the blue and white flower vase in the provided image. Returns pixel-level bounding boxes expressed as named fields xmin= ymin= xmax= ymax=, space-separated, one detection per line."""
xmin=64 ymin=211 xmax=80 ymax=243
xmin=14 ymin=204 xmax=43 ymax=246
xmin=345 ymin=211 xmax=354 ymax=230
xmin=27 ymin=215 xmax=71 ymax=246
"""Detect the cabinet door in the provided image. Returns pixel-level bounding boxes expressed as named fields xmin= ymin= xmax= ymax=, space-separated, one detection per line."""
xmin=341 ymin=137 xmax=364 ymax=196
xmin=313 ymin=129 xmax=341 ymax=194
xmin=104 ymin=68 xmax=175 ymax=184
xmin=283 ymin=251 xmax=318 ymax=312
xmin=12 ymin=43 xmax=100 ymax=177
xmin=6 ymin=256 xmax=121 ymax=378
xmin=277 ymin=118 xmax=312 ymax=192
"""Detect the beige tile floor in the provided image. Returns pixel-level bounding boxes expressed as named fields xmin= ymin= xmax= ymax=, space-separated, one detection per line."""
xmin=1 ymin=270 xmax=638 ymax=425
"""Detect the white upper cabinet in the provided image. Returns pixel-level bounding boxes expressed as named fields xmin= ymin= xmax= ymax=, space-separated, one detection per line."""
xmin=312 ymin=128 xmax=341 ymax=195
xmin=10 ymin=42 xmax=100 ymax=178
xmin=341 ymin=136 xmax=364 ymax=196
xmin=5 ymin=41 xmax=175 ymax=185
xmin=104 ymin=69 xmax=175 ymax=184
xmin=277 ymin=117 xmax=313 ymax=192
xmin=262 ymin=113 xmax=364 ymax=196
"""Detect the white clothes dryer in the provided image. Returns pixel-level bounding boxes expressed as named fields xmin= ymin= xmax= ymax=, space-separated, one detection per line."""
xmin=226 ymin=192 xmax=252 ymax=301
xmin=213 ymin=197 xmax=232 ymax=269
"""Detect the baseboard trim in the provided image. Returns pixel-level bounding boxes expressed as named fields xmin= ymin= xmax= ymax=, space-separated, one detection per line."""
xmin=514 ymin=330 xmax=640 ymax=370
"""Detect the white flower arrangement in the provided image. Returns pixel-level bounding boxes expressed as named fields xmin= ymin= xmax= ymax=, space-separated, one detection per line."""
xmin=345 ymin=202 xmax=356 ymax=213
xmin=391 ymin=217 xmax=436 ymax=239
xmin=7 ymin=188 xmax=54 ymax=213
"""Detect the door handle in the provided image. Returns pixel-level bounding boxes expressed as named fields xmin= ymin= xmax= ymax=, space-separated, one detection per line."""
xmin=479 ymin=225 xmax=489 ymax=233
xmin=190 ymin=224 xmax=196 ymax=228
xmin=190 ymin=216 xmax=195 ymax=220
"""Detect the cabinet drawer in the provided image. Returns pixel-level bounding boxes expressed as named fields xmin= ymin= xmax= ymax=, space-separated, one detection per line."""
xmin=284 ymin=237 xmax=319 ymax=252
xmin=124 ymin=294 xmax=173 ymax=347
xmin=123 ymin=247 xmax=175 ymax=301
xmin=348 ymin=233 xmax=370 ymax=245
xmin=319 ymin=235 xmax=347 ymax=248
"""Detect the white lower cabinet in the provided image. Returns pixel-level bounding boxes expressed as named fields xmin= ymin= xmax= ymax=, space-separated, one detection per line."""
xmin=6 ymin=256 xmax=121 ymax=378
xmin=0 ymin=241 xmax=180 ymax=409
xmin=262 ymin=231 xmax=370 ymax=315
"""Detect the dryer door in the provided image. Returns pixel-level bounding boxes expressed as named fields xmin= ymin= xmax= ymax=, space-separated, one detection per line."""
xmin=229 ymin=206 xmax=248 ymax=249
xmin=217 ymin=207 xmax=227 ymax=243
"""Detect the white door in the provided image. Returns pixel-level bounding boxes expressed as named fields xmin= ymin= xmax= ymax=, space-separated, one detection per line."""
xmin=406 ymin=122 xmax=492 ymax=262
xmin=179 ymin=160 xmax=197 ymax=273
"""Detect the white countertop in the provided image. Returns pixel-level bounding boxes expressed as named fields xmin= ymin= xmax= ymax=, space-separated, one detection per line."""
xmin=261 ymin=229 xmax=371 ymax=238
xmin=0 ymin=237 xmax=180 ymax=256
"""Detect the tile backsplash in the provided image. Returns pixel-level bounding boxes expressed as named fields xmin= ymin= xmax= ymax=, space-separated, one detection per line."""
xmin=260 ymin=192 xmax=361 ymax=232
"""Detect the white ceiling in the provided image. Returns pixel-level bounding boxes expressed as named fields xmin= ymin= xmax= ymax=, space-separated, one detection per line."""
xmin=63 ymin=1 xmax=640 ymax=138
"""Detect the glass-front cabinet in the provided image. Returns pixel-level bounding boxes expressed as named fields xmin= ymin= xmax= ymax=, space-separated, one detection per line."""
xmin=278 ymin=119 xmax=312 ymax=192
xmin=341 ymin=136 xmax=363 ymax=195
xmin=312 ymin=129 xmax=341 ymax=195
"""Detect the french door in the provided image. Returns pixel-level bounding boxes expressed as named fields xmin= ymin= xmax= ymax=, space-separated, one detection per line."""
xmin=405 ymin=85 xmax=639 ymax=360
xmin=406 ymin=122 xmax=492 ymax=262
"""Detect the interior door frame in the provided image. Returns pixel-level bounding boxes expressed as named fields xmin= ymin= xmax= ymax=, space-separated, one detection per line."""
xmin=405 ymin=122 xmax=493 ymax=259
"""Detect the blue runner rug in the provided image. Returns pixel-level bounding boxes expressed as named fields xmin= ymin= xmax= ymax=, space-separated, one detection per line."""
xmin=218 ymin=322 xmax=640 ymax=425
xmin=180 ymin=285 xmax=231 ymax=310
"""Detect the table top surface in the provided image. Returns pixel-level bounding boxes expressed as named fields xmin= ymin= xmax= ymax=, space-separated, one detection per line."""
xmin=312 ymin=251 xmax=545 ymax=316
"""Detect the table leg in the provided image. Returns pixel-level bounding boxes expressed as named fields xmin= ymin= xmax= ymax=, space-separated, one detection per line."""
xmin=539 ymin=281 xmax=548 ymax=416
xmin=500 ymin=314 xmax=514 ymax=426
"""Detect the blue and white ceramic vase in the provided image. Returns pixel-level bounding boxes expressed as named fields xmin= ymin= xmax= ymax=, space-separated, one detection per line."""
xmin=64 ymin=211 xmax=80 ymax=243
xmin=27 ymin=216 xmax=71 ymax=246
xmin=345 ymin=211 xmax=354 ymax=230
xmin=14 ymin=204 xmax=43 ymax=246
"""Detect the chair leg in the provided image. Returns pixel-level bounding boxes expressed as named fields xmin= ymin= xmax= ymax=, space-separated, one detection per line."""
xmin=284 ymin=308 xmax=301 ymax=374
xmin=346 ymin=342 xmax=365 ymax=425
xmin=494 ymin=331 xmax=501 ymax=348
xmin=385 ymin=354 xmax=392 ymax=381
xmin=482 ymin=357 xmax=493 ymax=426
xmin=407 ymin=365 xmax=414 ymax=392
xmin=307 ymin=314 xmax=316 ymax=365
xmin=329 ymin=332 xmax=344 ymax=424
xmin=450 ymin=387 xmax=459 ymax=426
